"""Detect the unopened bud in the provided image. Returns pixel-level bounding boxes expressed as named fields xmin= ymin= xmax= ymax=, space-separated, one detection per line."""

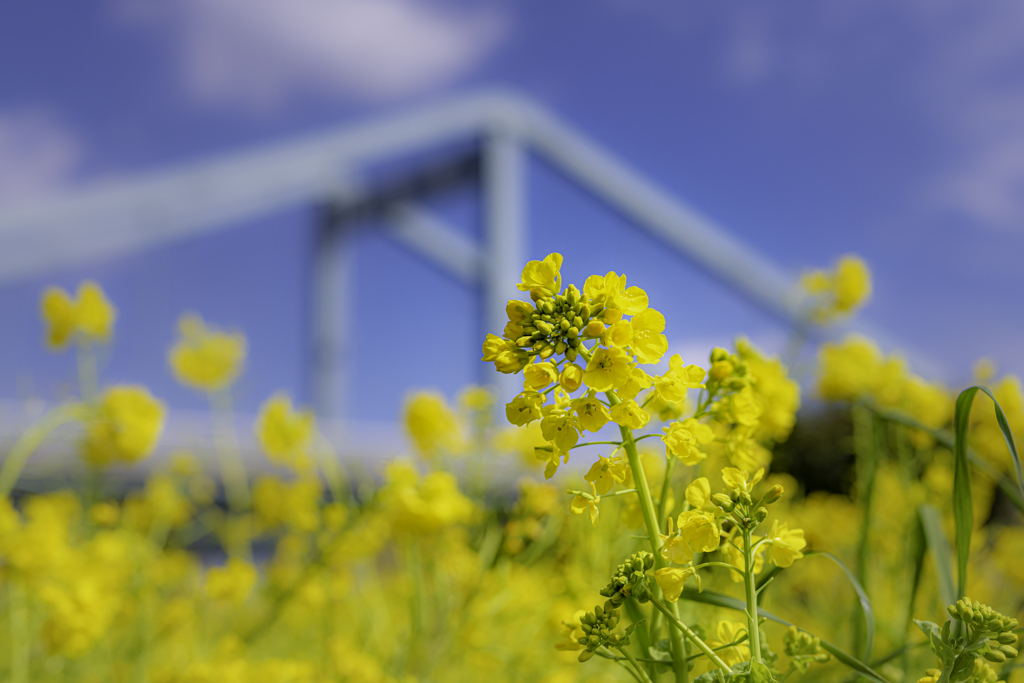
xmin=999 ymin=645 xmax=1017 ymax=658
xmin=584 ymin=320 xmax=605 ymax=338
xmin=555 ymin=341 xmax=567 ymax=354
xmin=710 ymin=347 xmax=730 ymax=363
xmin=998 ymin=632 xmax=1018 ymax=646
xmin=539 ymin=346 xmax=555 ymax=360
xmin=762 ymin=485 xmax=785 ymax=505
xmin=578 ymin=649 xmax=595 ymax=662
xmin=754 ymin=507 xmax=768 ymax=524
xmin=712 ymin=493 xmax=735 ymax=512
xmin=566 ymin=347 xmax=578 ymax=362
xmin=710 ymin=360 xmax=734 ymax=381
xmin=984 ymin=650 xmax=1006 ymax=663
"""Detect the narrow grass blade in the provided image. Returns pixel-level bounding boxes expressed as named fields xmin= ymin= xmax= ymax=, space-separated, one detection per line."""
xmin=952 ymin=388 xmax=977 ymax=602
xmin=678 ymin=588 xmax=891 ymax=683
xmin=806 ymin=551 xmax=875 ymax=662
xmin=864 ymin=402 xmax=1024 ymax=513
xmin=976 ymin=386 xmax=1024 ymax=501
xmin=918 ymin=504 xmax=956 ymax=610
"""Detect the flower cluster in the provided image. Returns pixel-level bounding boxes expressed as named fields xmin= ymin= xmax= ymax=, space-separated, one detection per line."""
xmin=801 ymin=254 xmax=872 ymax=323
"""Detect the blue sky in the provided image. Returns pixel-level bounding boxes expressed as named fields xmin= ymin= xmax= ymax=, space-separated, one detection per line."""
xmin=1 ymin=0 xmax=1023 ymax=421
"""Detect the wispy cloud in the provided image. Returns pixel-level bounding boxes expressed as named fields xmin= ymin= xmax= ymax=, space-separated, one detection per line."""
xmin=116 ymin=0 xmax=510 ymax=111
xmin=0 ymin=108 xmax=82 ymax=203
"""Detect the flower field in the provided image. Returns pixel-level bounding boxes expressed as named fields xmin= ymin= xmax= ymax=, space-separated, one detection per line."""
xmin=0 ymin=254 xmax=1021 ymax=683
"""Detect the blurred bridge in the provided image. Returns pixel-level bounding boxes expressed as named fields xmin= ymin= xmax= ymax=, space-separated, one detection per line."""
xmin=0 ymin=90 xmax=809 ymax=424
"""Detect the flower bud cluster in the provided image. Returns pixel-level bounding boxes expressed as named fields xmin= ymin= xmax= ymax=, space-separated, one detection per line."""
xmin=576 ymin=603 xmax=628 ymax=662
xmin=783 ymin=626 xmax=830 ymax=671
xmin=599 ymin=551 xmax=655 ymax=606
xmin=509 ymin=285 xmax=593 ymax=363
xmin=947 ymin=599 xmax=1019 ymax=662
xmin=706 ymin=347 xmax=751 ymax=393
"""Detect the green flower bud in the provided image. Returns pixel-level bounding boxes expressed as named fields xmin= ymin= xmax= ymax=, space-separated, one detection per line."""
xmin=578 ymin=649 xmax=595 ymax=662
xmin=762 ymin=485 xmax=785 ymax=505
xmin=565 ymin=347 xmax=578 ymax=362
xmin=984 ymin=650 xmax=1006 ymax=663
xmin=999 ymin=645 xmax=1017 ymax=658
xmin=567 ymin=327 xmax=579 ymax=339
xmin=541 ymin=300 xmax=554 ymax=314
xmin=754 ymin=507 xmax=768 ymax=523
xmin=712 ymin=493 xmax=735 ymax=512
xmin=559 ymin=318 xmax=571 ymax=332
xmin=710 ymin=347 xmax=730 ymax=363
xmin=997 ymin=632 xmax=1018 ymax=646
xmin=539 ymin=346 xmax=555 ymax=360
xmin=948 ymin=604 xmax=959 ymax=620
xmin=516 ymin=336 xmax=533 ymax=348
xmin=555 ymin=341 xmax=567 ymax=354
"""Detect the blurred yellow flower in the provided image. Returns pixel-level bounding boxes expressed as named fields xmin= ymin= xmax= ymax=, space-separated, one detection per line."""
xmin=205 ymin=559 xmax=258 ymax=603
xmin=255 ymin=394 xmax=315 ymax=468
xmin=767 ymin=519 xmax=806 ymax=567
xmin=169 ymin=313 xmax=246 ymax=392
xmin=404 ymin=391 xmax=464 ymax=459
xmin=81 ymin=385 xmax=165 ymax=466
xmin=40 ymin=280 xmax=117 ymax=349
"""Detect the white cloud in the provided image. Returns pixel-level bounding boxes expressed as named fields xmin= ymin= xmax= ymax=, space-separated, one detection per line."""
xmin=0 ymin=109 xmax=82 ymax=203
xmin=116 ymin=0 xmax=510 ymax=110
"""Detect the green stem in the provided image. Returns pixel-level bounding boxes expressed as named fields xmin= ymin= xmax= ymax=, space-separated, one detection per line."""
xmin=617 ymin=646 xmax=655 ymax=683
xmin=658 ymin=455 xmax=676 ymax=529
xmin=606 ymin=391 xmax=690 ymax=683
xmin=742 ymin=528 xmax=763 ymax=662
xmin=9 ymin=580 xmax=28 ymax=683
xmin=649 ymin=595 xmax=732 ymax=673
xmin=76 ymin=341 xmax=99 ymax=401
xmin=0 ymin=403 xmax=82 ymax=498
xmin=693 ymin=561 xmax=747 ymax=579
xmin=209 ymin=390 xmax=250 ymax=513
xmin=313 ymin=431 xmax=347 ymax=503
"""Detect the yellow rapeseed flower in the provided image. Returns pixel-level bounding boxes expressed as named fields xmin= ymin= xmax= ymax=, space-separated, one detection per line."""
xmin=404 ymin=391 xmax=464 ymax=458
xmin=168 ymin=313 xmax=246 ymax=392
xmin=40 ymin=281 xmax=117 ymax=349
xmin=583 ymin=346 xmax=631 ymax=391
xmin=255 ymin=394 xmax=315 ymax=467
xmin=205 ymin=559 xmax=258 ymax=603
xmin=81 ymin=385 xmax=166 ymax=466
xmin=517 ymin=253 xmax=563 ymax=297
xmin=653 ymin=566 xmax=699 ymax=602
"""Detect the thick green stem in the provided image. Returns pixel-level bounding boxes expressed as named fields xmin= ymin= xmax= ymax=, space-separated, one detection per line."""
xmin=649 ymin=596 xmax=732 ymax=672
xmin=606 ymin=391 xmax=689 ymax=683
xmin=0 ymin=403 xmax=82 ymax=498
xmin=742 ymin=528 xmax=763 ymax=662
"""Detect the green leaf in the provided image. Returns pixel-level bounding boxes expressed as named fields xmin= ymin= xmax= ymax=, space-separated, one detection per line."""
xmin=952 ymin=388 xmax=977 ymax=602
xmin=678 ymin=588 xmax=891 ymax=683
xmin=861 ymin=402 xmax=1024 ymax=514
xmin=905 ymin=511 xmax=928 ymax=651
xmin=806 ymin=551 xmax=875 ymax=663
xmin=949 ymin=653 xmax=978 ymax=683
xmin=918 ymin=504 xmax=957 ymax=610
xmin=974 ymin=386 xmax=1024 ymax=505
